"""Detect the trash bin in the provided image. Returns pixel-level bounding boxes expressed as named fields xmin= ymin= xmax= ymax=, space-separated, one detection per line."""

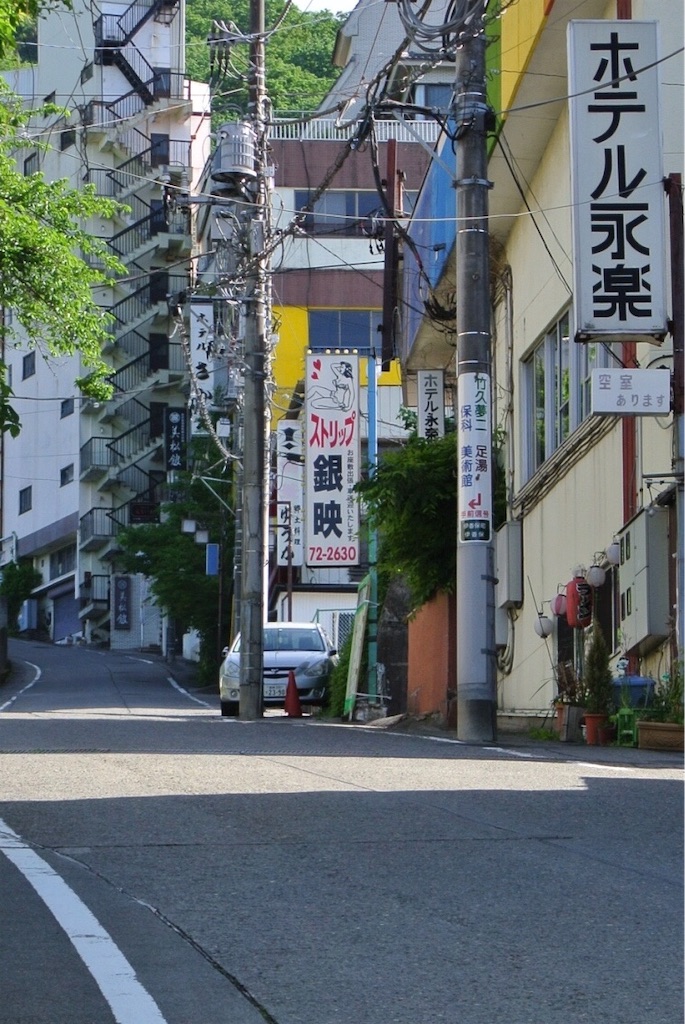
xmin=612 ymin=675 xmax=654 ymax=708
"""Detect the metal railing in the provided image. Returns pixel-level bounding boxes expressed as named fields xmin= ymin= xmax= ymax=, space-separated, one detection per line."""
xmin=80 ymin=437 xmax=116 ymax=475
xmin=268 ymin=118 xmax=441 ymax=144
xmin=80 ymin=508 xmax=117 ymax=545
xmin=80 ymin=573 xmax=111 ymax=607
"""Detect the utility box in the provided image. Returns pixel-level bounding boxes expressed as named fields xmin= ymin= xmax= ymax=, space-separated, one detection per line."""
xmin=495 ymin=520 xmax=523 ymax=609
xmin=618 ymin=508 xmax=670 ymax=655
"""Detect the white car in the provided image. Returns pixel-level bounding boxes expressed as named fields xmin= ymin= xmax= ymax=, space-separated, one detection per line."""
xmin=219 ymin=622 xmax=338 ymax=716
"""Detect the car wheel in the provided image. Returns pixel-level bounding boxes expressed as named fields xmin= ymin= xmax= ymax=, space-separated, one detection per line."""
xmin=220 ymin=700 xmax=239 ymax=717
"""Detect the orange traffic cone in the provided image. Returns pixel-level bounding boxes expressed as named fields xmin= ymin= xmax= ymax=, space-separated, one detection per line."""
xmin=284 ymin=669 xmax=302 ymax=717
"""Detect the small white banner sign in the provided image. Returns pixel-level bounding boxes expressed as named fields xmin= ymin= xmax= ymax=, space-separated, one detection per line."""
xmin=590 ymin=368 xmax=671 ymax=415
xmin=417 ymin=370 xmax=445 ymax=439
xmin=276 ymin=420 xmax=304 ymax=567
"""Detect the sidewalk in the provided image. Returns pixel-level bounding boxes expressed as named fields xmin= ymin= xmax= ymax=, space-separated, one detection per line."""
xmin=372 ymin=712 xmax=684 ymax=769
xmin=141 ymin=656 xmax=685 ymax=770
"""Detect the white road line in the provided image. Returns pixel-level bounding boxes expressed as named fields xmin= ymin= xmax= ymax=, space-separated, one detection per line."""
xmin=0 ymin=819 xmax=169 ymax=1024
xmin=167 ymin=675 xmax=213 ymax=708
xmin=0 ymin=661 xmax=41 ymax=712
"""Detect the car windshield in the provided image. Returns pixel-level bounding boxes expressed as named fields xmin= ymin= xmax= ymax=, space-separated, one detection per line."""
xmin=263 ymin=628 xmax=325 ymax=653
xmin=229 ymin=627 xmax=326 ymax=655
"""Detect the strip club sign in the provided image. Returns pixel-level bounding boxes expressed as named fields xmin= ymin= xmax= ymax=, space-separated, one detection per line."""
xmin=305 ymin=353 xmax=360 ymax=567
xmin=568 ymin=20 xmax=668 ymax=342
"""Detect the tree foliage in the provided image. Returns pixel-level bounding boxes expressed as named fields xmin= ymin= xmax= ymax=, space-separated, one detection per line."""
xmin=356 ymin=430 xmax=459 ymax=612
xmin=115 ymin=462 xmax=235 ymax=683
xmin=0 ymin=78 xmax=125 ymax=433
xmin=185 ymin=0 xmax=343 ymax=117
xmin=356 ymin=417 xmax=507 ymax=613
xmin=0 ymin=559 xmax=41 ymax=632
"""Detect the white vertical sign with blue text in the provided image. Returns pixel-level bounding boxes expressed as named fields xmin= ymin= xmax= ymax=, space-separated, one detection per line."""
xmin=458 ymin=372 xmax=491 ymax=543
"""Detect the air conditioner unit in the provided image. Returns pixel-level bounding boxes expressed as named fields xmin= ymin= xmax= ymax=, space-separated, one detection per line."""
xmin=618 ymin=508 xmax=670 ymax=655
xmin=495 ymin=520 xmax=523 ymax=609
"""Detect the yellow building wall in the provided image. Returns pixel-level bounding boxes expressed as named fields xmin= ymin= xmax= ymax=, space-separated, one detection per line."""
xmin=271 ymin=305 xmax=403 ymax=427
xmin=499 ymin=0 xmax=549 ymax=113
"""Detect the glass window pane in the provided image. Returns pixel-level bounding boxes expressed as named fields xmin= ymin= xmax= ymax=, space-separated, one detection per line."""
xmin=309 ymin=311 xmax=339 ymax=349
xmin=534 ymin=345 xmax=545 ymax=469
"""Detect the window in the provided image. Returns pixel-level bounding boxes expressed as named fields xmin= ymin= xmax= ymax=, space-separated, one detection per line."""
xmin=44 ymin=91 xmax=56 ymax=105
xmin=19 ymin=486 xmax=32 ymax=515
xmin=309 ymin=309 xmax=381 ymax=354
xmin=80 ymin=62 xmax=93 ymax=84
xmin=60 ymin=397 xmax=74 ymax=418
xmin=60 ymin=464 xmax=74 ymax=487
xmin=23 ymin=152 xmax=38 ymax=176
xmin=60 ymin=127 xmax=76 ymax=151
xmin=22 ymin=352 xmax=36 ymax=379
xmin=294 ymin=190 xmax=381 ymax=237
xmin=522 ymin=307 xmax=612 ymax=479
xmin=49 ymin=544 xmax=76 ymax=579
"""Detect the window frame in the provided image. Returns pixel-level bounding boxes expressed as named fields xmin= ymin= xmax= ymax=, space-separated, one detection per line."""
xmin=60 ymin=397 xmax=75 ymax=418
xmin=19 ymin=486 xmax=32 ymax=515
xmin=308 ymin=309 xmax=382 ymax=355
xmin=521 ymin=306 xmax=613 ymax=480
xmin=294 ymin=189 xmax=381 ymax=237
xmin=60 ymin=463 xmax=74 ymax=487
xmin=22 ymin=351 xmax=36 ymax=380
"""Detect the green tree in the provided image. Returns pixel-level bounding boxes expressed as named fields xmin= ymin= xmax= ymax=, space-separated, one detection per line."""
xmin=185 ymin=0 xmax=342 ymax=117
xmin=115 ymin=463 xmax=235 ymax=684
xmin=0 ymin=559 xmax=41 ymax=633
xmin=355 ymin=417 xmax=507 ymax=613
xmin=0 ymin=84 xmax=125 ymax=434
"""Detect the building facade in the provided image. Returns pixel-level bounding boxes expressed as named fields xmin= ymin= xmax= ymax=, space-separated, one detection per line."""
xmin=2 ymin=0 xmax=209 ymax=647
xmin=400 ymin=0 xmax=684 ymax=720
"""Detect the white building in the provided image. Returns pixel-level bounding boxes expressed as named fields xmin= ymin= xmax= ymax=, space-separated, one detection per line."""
xmin=2 ymin=0 xmax=209 ymax=647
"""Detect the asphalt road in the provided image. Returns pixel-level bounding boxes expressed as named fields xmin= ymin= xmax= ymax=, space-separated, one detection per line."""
xmin=0 ymin=638 xmax=682 ymax=1024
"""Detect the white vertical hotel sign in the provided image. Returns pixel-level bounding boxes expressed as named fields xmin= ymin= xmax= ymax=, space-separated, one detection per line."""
xmin=276 ymin=420 xmax=304 ymax=567
xmin=305 ymin=353 xmax=360 ymax=567
xmin=458 ymin=372 xmax=491 ymax=543
xmin=568 ymin=21 xmax=668 ymax=342
xmin=417 ymin=370 xmax=445 ymax=439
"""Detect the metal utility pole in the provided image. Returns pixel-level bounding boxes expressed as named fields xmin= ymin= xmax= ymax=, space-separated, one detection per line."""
xmin=239 ymin=0 xmax=269 ymax=720
xmin=454 ymin=29 xmax=497 ymax=742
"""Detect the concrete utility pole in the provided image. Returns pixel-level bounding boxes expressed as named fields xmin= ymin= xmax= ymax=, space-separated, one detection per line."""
xmin=454 ymin=29 xmax=497 ymax=742
xmin=239 ymin=0 xmax=269 ymax=720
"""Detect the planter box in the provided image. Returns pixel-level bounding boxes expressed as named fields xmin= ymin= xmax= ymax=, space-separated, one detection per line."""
xmin=556 ymin=705 xmax=585 ymax=742
xmin=637 ymin=720 xmax=684 ymax=752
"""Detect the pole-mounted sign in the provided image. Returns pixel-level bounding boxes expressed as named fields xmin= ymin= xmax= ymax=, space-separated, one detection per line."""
xmin=304 ymin=353 xmax=360 ymax=568
xmin=457 ymin=371 xmax=492 ymax=543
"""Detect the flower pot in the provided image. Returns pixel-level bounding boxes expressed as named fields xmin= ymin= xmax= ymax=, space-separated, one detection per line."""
xmin=637 ymin=720 xmax=684 ymax=752
xmin=584 ymin=712 xmax=609 ymax=746
xmin=559 ymin=705 xmax=585 ymax=743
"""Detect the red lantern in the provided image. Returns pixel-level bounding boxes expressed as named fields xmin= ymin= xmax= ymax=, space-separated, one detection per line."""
xmin=566 ymin=577 xmax=593 ymax=628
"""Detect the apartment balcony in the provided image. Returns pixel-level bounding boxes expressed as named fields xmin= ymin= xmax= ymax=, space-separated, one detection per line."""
xmin=85 ymin=139 xmax=190 ymax=199
xmin=79 ymin=574 xmax=111 ymax=619
xmin=80 ymin=437 xmax=116 ymax=480
xmin=109 ymin=340 xmax=185 ymax=397
xmin=79 ymin=508 xmax=118 ymax=551
xmin=109 ymin=272 xmax=188 ymax=337
xmin=94 ymin=0 xmax=179 ymax=49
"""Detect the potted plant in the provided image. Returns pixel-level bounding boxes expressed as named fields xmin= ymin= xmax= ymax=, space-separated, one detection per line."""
xmin=636 ymin=659 xmax=684 ymax=751
xmin=583 ymin=620 xmax=614 ymax=745
xmin=553 ymin=660 xmax=587 ymax=742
